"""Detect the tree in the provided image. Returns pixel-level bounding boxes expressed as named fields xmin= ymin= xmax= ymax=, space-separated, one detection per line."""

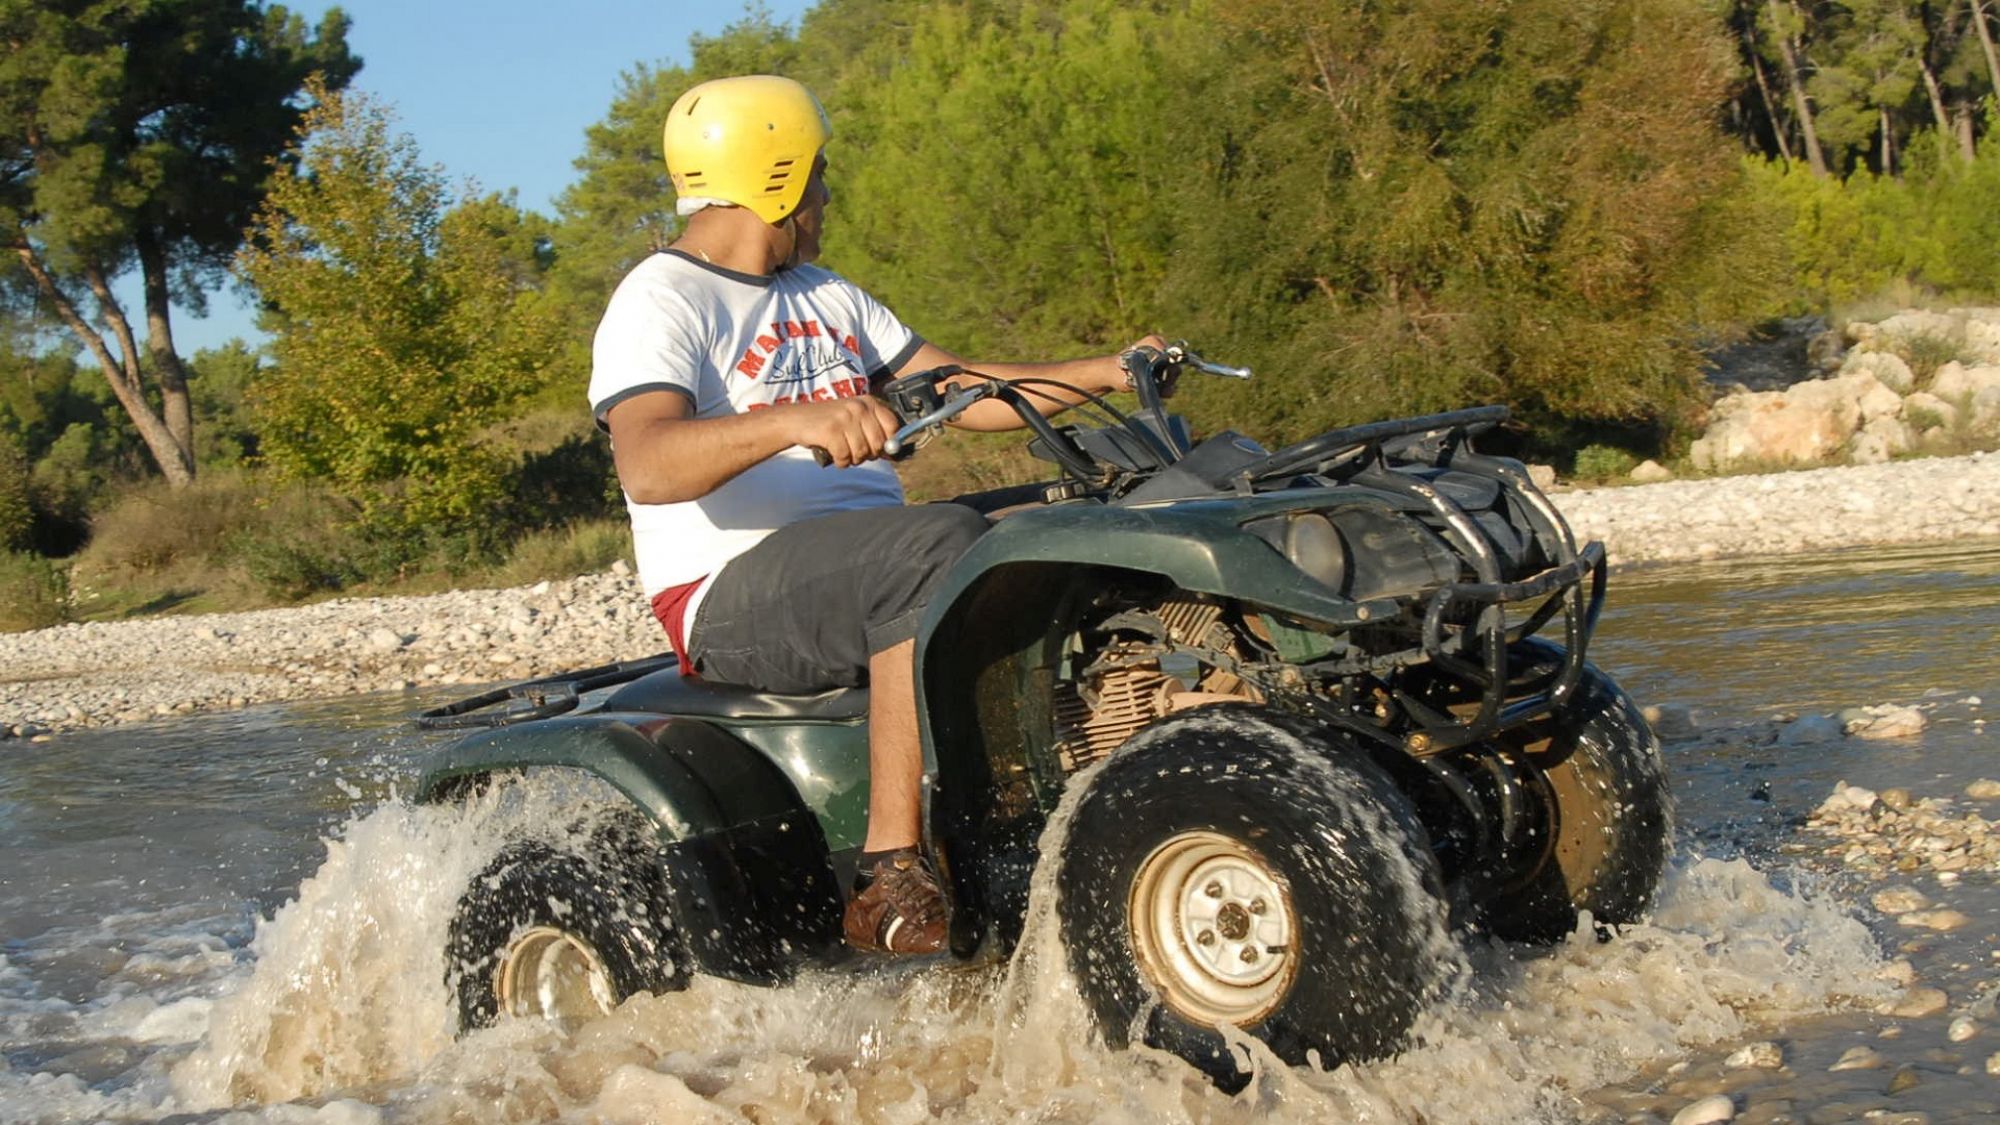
xmin=0 ymin=0 xmax=355 ymax=486
xmin=1162 ymin=0 xmax=1780 ymax=442
xmin=237 ymin=87 xmax=561 ymax=534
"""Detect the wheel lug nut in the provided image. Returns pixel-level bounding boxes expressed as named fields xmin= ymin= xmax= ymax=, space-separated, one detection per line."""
xmin=1240 ymin=947 xmax=1259 ymax=964
xmin=1197 ymin=930 xmax=1216 ymax=946
xmin=1249 ymin=899 xmax=1266 ymax=915
xmin=1204 ymin=881 xmax=1223 ymax=898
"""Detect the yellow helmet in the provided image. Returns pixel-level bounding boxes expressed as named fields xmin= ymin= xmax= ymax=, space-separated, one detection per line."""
xmin=663 ymin=75 xmax=831 ymax=224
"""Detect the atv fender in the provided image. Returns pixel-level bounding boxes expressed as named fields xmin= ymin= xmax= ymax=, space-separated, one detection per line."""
xmin=416 ymin=713 xmax=844 ymax=982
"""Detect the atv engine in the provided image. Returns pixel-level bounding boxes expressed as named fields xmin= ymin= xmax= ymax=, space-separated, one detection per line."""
xmin=1052 ymin=596 xmax=1262 ymax=772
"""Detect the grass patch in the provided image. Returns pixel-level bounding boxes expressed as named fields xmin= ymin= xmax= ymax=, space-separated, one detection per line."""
xmin=1571 ymin=444 xmax=1640 ymax=482
xmin=487 ymin=519 xmax=632 ymax=588
xmin=0 ymin=550 xmax=70 ymax=632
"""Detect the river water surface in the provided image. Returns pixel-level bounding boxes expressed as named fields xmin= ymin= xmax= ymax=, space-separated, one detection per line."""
xmin=2 ymin=542 xmax=1997 ymax=1123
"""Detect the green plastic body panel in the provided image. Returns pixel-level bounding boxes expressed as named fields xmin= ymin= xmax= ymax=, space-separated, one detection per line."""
xmin=414 ymin=711 xmax=871 ymax=851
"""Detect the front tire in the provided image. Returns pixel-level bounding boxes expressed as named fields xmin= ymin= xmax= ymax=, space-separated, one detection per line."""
xmin=1055 ymin=706 xmax=1458 ymax=1090
xmin=446 ymin=841 xmax=686 ymax=1033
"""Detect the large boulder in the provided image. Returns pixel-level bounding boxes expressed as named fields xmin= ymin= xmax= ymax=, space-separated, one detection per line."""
xmin=1838 ymin=350 xmax=1916 ymax=393
xmin=1691 ymin=385 xmax=1856 ymax=470
xmin=1903 ymin=391 xmax=1960 ymax=433
xmin=1849 ymin=415 xmax=1915 ymax=464
xmin=1931 ymin=361 xmax=2000 ymax=402
xmin=1974 ymin=386 xmax=2000 ymax=437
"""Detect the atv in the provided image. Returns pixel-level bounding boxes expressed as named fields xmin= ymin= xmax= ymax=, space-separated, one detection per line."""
xmin=412 ymin=344 xmax=1670 ymax=1089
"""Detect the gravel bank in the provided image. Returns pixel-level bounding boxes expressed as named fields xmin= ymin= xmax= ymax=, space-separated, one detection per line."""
xmin=4 ymin=452 xmax=1997 ymax=739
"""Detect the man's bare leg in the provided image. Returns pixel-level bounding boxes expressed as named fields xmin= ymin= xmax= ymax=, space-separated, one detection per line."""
xmin=862 ymin=637 xmax=923 ymax=852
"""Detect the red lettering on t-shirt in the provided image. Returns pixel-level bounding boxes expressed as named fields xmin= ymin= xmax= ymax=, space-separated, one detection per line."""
xmin=756 ymin=333 xmax=781 ymax=353
xmin=801 ymin=320 xmax=823 ymax=337
xmin=842 ymin=333 xmax=860 ymax=355
xmin=810 ymin=387 xmax=831 ymax=402
xmin=735 ymin=349 xmax=767 ymax=378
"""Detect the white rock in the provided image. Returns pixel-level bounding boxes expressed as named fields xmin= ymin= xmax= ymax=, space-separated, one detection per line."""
xmin=1899 ymin=910 xmax=1972 ymax=933
xmin=1965 ymin=779 xmax=2000 ymax=800
xmin=1818 ymin=782 xmax=1880 ymax=815
xmin=1849 ymin=705 xmax=1927 ymax=740
xmin=1630 ymin=459 xmax=1674 ymax=483
xmin=1949 ymin=1017 xmax=1980 ymax=1043
xmin=1873 ymin=886 xmax=1933 ymax=915
xmin=1670 ymin=1094 xmax=1736 ymax=1125
xmin=1841 ymin=350 xmax=1917 ymax=393
xmin=1724 ymin=1041 xmax=1784 ymax=1069
xmin=1831 ymin=1045 xmax=1887 ymax=1070
xmin=1882 ymin=987 xmax=1952 ymax=1018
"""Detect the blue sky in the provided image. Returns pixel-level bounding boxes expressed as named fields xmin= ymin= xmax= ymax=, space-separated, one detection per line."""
xmin=163 ymin=0 xmax=816 ymax=354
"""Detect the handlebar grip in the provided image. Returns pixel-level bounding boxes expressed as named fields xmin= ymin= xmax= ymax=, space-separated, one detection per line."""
xmin=810 ymin=445 xmax=833 ymax=467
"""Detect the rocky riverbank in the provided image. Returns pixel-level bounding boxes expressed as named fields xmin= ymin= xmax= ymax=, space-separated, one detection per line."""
xmin=3 ymin=451 xmax=1998 ymax=740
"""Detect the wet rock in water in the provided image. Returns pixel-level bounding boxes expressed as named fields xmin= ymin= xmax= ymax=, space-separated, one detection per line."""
xmin=1876 ymin=959 xmax=1919 ymax=986
xmin=1831 ymin=1045 xmax=1888 ymax=1071
xmin=1644 ymin=703 xmax=1699 ymax=740
xmin=1966 ymin=779 xmax=2000 ymax=801
xmin=1987 ymin=1052 xmax=2000 ymax=1076
xmin=1898 ymin=910 xmax=1972 ymax=933
xmin=1881 ymin=988 xmax=1951 ymax=1018
xmin=1872 ymin=886 xmax=1933 ymax=915
xmin=1847 ymin=704 xmax=1927 ymax=740
xmin=1725 ymin=1041 xmax=1785 ymax=1070
xmin=1887 ymin=1064 xmax=1924 ymax=1094
xmin=1818 ymin=782 xmax=1881 ymax=815
xmin=1778 ymin=713 xmax=1846 ymax=745
xmin=1880 ymin=787 xmax=1915 ymax=811
xmin=1949 ymin=1017 xmax=1980 ymax=1043
xmin=1671 ymin=1093 xmax=1737 ymax=1125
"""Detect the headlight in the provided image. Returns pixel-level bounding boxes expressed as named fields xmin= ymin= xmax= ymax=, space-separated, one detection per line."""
xmin=1246 ymin=512 xmax=1348 ymax=594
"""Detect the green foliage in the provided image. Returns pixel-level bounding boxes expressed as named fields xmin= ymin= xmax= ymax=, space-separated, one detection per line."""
xmin=1160 ymin=0 xmax=1780 ymax=444
xmin=0 ymin=0 xmax=357 ymax=482
xmin=0 ymin=428 xmax=31 ymax=551
xmin=0 ymin=549 xmax=68 ymax=632
xmin=825 ymin=0 xmax=1181 ymax=357
xmin=237 ymin=86 xmax=563 ymax=537
xmin=188 ymin=340 xmax=264 ymax=467
xmin=81 ymin=474 xmax=265 ymax=577
xmin=1572 ymin=444 xmax=1641 ymax=480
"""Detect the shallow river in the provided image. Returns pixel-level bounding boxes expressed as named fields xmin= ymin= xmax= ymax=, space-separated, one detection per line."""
xmin=2 ymin=542 xmax=1997 ymax=1124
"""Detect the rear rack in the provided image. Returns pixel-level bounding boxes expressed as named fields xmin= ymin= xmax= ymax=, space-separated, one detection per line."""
xmin=411 ymin=653 xmax=677 ymax=731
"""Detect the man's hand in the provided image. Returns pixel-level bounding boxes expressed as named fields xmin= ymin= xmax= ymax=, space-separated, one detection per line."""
xmin=790 ymin=395 xmax=901 ymax=467
xmin=1116 ymin=333 xmax=1172 ymax=396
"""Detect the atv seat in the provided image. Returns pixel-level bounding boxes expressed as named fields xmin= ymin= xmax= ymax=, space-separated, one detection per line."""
xmin=601 ymin=668 xmax=870 ymax=722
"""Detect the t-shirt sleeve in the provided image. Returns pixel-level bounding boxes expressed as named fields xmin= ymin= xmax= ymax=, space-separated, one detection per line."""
xmin=843 ymin=279 xmax=923 ymax=379
xmin=588 ymin=274 xmax=708 ymax=427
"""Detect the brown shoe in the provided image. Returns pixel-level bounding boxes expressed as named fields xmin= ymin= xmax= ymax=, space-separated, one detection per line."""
xmin=844 ymin=850 xmax=949 ymax=954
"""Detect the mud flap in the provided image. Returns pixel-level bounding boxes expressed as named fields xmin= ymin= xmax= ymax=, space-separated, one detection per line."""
xmin=659 ymin=809 xmax=844 ymax=983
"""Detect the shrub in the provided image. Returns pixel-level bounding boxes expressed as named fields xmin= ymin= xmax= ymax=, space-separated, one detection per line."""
xmin=1890 ymin=330 xmax=1975 ymax=390
xmin=0 ymin=430 xmax=31 ymax=551
xmin=0 ymin=550 xmax=70 ymax=632
xmin=1572 ymin=444 xmax=1639 ymax=481
xmin=491 ymin=519 xmax=632 ymax=587
xmin=81 ymin=473 xmax=266 ymax=576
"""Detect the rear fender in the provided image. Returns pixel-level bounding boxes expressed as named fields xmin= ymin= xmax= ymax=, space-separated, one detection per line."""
xmin=416 ymin=713 xmax=843 ymax=982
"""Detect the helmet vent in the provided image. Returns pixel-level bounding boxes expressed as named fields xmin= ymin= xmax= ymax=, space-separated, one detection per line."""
xmin=684 ymin=97 xmax=700 ymax=115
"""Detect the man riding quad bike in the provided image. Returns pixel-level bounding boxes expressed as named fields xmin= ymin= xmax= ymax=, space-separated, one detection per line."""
xmin=414 ymin=344 xmax=1671 ymax=1090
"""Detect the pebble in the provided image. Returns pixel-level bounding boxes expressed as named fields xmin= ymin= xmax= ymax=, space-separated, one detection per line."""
xmin=1881 ymin=988 xmax=1950 ymax=1019
xmin=1949 ymin=1017 xmax=1980 ymax=1043
xmin=1671 ymin=1094 xmax=1737 ymax=1125
xmin=1988 ymin=1052 xmax=2000 ymax=1076
xmin=1725 ymin=1041 xmax=1785 ymax=1070
xmin=1872 ymin=887 xmax=1932 ymax=915
xmin=1886 ymin=1064 xmax=1922 ymax=1094
xmin=1831 ymin=1045 xmax=1887 ymax=1071
xmin=1966 ymin=779 xmax=2000 ymax=800
xmin=1899 ymin=911 xmax=1973 ymax=933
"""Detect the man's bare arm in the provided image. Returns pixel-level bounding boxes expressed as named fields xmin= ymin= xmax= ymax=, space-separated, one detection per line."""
xmin=605 ymin=391 xmax=901 ymax=504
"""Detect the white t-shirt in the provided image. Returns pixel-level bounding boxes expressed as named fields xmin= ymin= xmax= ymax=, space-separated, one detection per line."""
xmin=588 ymin=250 xmax=923 ymax=608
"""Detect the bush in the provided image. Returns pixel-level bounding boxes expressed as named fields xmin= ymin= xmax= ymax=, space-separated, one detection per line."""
xmin=1572 ymin=444 xmax=1639 ymax=481
xmin=490 ymin=519 xmax=632 ymax=587
xmin=81 ymin=473 xmax=266 ymax=576
xmin=0 ymin=550 xmax=70 ymax=632
xmin=0 ymin=430 xmax=31 ymax=551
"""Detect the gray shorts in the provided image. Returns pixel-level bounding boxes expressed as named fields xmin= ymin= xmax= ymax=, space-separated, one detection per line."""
xmin=687 ymin=503 xmax=989 ymax=693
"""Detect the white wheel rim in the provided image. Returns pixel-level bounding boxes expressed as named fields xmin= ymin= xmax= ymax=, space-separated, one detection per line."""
xmin=1129 ymin=830 xmax=1298 ymax=1026
xmin=494 ymin=925 xmax=616 ymax=1025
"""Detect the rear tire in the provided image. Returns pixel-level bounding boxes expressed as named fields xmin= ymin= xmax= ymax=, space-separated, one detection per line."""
xmin=1054 ymin=706 xmax=1458 ymax=1090
xmin=447 ymin=840 xmax=686 ymax=1033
